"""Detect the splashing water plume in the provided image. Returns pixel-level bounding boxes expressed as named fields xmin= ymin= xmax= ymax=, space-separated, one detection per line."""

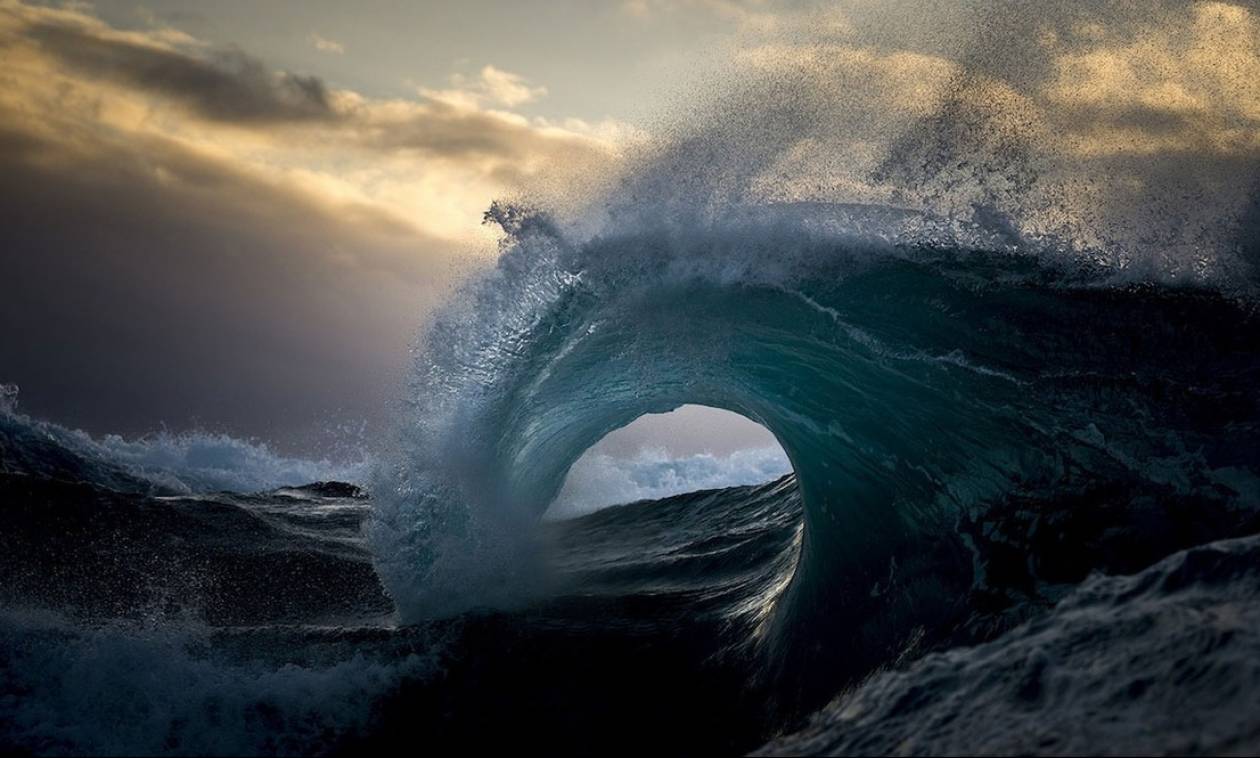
xmin=368 ymin=10 xmax=1260 ymax=718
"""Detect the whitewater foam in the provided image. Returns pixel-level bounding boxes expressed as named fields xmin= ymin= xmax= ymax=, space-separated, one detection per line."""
xmin=548 ymin=445 xmax=792 ymax=519
xmin=0 ymin=385 xmax=369 ymax=494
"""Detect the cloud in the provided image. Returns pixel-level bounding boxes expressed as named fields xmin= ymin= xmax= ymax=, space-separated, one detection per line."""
xmin=420 ymin=65 xmax=548 ymax=109
xmin=18 ymin=16 xmax=336 ymax=123
xmin=1042 ymin=2 xmax=1260 ymax=156
xmin=618 ymin=0 xmax=782 ymax=32
xmin=352 ymin=96 xmax=615 ymax=182
xmin=0 ymin=0 xmax=633 ymax=450
xmin=0 ymin=0 xmax=634 ymax=240
xmin=0 ymin=116 xmax=441 ymax=450
xmin=621 ymin=0 xmax=652 ymax=19
xmin=310 ymin=32 xmax=345 ymax=55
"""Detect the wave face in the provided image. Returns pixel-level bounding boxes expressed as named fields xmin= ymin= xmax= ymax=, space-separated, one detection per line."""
xmin=369 ymin=198 xmax=1260 ymax=711
xmin=369 ymin=11 xmax=1260 ymax=694
xmin=759 ymin=532 xmax=1260 ymax=756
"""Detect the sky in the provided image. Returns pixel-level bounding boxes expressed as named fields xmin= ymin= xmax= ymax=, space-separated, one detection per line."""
xmin=548 ymin=405 xmax=791 ymax=517
xmin=1 ymin=0 xmax=1257 ymax=458
xmin=0 ymin=0 xmax=782 ymax=455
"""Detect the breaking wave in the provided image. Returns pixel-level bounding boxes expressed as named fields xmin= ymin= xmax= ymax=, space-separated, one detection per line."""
xmin=0 ymin=384 xmax=369 ymax=494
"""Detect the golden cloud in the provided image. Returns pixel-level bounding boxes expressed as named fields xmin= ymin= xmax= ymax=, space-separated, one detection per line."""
xmin=0 ymin=0 xmax=640 ymax=441
xmin=1042 ymin=2 xmax=1260 ymax=156
xmin=0 ymin=0 xmax=633 ymax=248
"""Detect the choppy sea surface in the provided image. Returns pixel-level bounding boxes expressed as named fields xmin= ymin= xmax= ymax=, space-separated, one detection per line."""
xmin=3 ymin=240 xmax=1259 ymax=753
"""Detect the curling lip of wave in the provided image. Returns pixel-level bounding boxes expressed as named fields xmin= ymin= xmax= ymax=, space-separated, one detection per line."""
xmin=370 ymin=197 xmax=1260 ymax=634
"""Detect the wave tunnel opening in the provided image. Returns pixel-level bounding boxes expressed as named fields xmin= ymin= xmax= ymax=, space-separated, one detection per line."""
xmin=544 ymin=404 xmax=795 ymax=519
xmin=370 ymin=208 xmax=1260 ymax=729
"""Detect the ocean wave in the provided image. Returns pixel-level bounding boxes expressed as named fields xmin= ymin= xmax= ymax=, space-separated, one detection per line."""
xmin=368 ymin=206 xmax=1260 ymax=730
xmin=367 ymin=3 xmax=1260 ymax=717
xmin=0 ymin=610 xmax=432 ymax=756
xmin=86 ymin=430 xmax=369 ymax=495
xmin=759 ymin=533 xmax=1260 ymax=756
xmin=0 ymin=384 xmax=369 ymax=494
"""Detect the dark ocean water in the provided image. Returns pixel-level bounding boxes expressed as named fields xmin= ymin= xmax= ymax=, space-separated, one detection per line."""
xmin=0 ymin=436 xmax=800 ymax=754
xmin=3 ymin=260 xmax=1260 ymax=756
xmin=2 ymin=124 xmax=1260 ymax=749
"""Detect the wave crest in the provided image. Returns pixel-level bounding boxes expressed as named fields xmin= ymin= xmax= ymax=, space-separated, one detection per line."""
xmin=0 ymin=386 xmax=368 ymax=494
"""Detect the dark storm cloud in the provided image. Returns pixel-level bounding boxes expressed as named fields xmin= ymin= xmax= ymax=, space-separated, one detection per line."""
xmin=0 ymin=120 xmax=443 ymax=452
xmin=1076 ymin=104 xmax=1194 ymax=136
xmin=25 ymin=20 xmax=338 ymax=123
